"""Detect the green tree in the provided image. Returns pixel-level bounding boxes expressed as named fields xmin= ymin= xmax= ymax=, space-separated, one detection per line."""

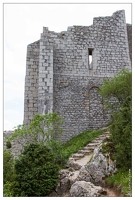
xmin=99 ymin=69 xmax=132 ymax=169
xmin=3 ymin=150 xmax=15 ymax=184
xmin=7 ymin=112 xmax=64 ymax=144
xmin=3 ymin=150 xmax=18 ymax=197
xmin=14 ymin=143 xmax=59 ymax=196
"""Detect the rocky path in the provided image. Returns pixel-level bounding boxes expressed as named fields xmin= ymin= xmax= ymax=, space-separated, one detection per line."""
xmin=66 ymin=131 xmax=110 ymax=170
xmin=50 ymin=130 xmax=120 ymax=197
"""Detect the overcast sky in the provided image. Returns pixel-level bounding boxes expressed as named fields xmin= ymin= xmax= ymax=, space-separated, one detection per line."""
xmin=3 ymin=2 xmax=132 ymax=131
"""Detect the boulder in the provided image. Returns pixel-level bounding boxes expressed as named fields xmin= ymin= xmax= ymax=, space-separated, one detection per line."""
xmin=55 ymin=169 xmax=71 ymax=195
xmin=69 ymin=181 xmax=107 ymax=197
xmin=69 ymin=170 xmax=80 ymax=186
xmin=85 ymin=145 xmax=117 ymax=183
xmin=77 ymin=166 xmax=92 ymax=182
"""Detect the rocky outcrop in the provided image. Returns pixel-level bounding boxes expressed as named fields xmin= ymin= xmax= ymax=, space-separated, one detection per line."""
xmin=85 ymin=144 xmax=117 ymax=183
xmin=54 ymin=131 xmax=117 ymax=197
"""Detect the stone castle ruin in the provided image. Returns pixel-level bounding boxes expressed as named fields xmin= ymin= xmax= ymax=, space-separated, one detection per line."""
xmin=4 ymin=10 xmax=132 ymax=155
xmin=23 ymin=10 xmax=132 ymax=142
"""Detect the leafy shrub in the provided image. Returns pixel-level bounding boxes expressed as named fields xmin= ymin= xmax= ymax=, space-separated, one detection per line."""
xmin=14 ymin=143 xmax=59 ymax=196
xmin=3 ymin=182 xmax=14 ymax=197
xmin=3 ymin=150 xmax=15 ymax=184
xmin=6 ymin=140 xmax=12 ymax=149
xmin=7 ymin=112 xmax=64 ymax=144
xmin=3 ymin=150 xmax=18 ymax=197
xmin=46 ymin=139 xmax=67 ymax=167
xmin=99 ymin=70 xmax=132 ymax=169
xmin=110 ymin=96 xmax=132 ymax=168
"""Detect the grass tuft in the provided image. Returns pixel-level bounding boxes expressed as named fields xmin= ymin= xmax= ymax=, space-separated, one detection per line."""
xmin=106 ymin=168 xmax=132 ymax=196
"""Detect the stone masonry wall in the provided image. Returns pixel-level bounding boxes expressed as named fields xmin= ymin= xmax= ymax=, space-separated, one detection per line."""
xmin=23 ymin=10 xmax=131 ymax=143
xmin=127 ymin=24 xmax=132 ymax=63
xmin=23 ymin=40 xmax=40 ymax=125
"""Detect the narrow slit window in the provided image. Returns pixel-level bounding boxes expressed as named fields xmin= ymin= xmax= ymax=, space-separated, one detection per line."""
xmin=88 ymin=48 xmax=93 ymax=69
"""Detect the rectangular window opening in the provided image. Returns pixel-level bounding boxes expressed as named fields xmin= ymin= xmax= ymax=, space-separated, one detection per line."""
xmin=88 ymin=48 xmax=93 ymax=69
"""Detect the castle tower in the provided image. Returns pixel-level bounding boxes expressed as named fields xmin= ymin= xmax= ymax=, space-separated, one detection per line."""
xmin=24 ymin=10 xmax=131 ymax=142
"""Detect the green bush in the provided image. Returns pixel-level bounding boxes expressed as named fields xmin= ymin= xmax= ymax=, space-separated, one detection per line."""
xmin=110 ymin=96 xmax=132 ymax=169
xmin=8 ymin=112 xmax=64 ymax=144
xmin=3 ymin=150 xmax=18 ymax=197
xmin=3 ymin=150 xmax=15 ymax=184
xmin=14 ymin=143 xmax=59 ymax=197
xmin=6 ymin=140 xmax=12 ymax=149
xmin=3 ymin=182 xmax=14 ymax=197
xmin=46 ymin=139 xmax=67 ymax=167
xmin=99 ymin=70 xmax=132 ymax=169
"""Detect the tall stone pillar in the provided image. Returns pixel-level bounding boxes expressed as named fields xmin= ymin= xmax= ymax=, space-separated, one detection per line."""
xmin=38 ymin=27 xmax=53 ymax=115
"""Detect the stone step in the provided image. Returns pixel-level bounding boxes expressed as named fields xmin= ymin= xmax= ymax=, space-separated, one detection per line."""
xmin=78 ymin=149 xmax=92 ymax=155
xmin=92 ymin=140 xmax=102 ymax=143
xmin=86 ymin=143 xmax=100 ymax=147
xmin=83 ymin=146 xmax=95 ymax=151
xmin=72 ymin=153 xmax=84 ymax=160
xmin=103 ymin=131 xmax=110 ymax=134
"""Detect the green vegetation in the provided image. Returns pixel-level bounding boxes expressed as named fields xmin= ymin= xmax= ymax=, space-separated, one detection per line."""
xmin=14 ymin=143 xmax=59 ymax=197
xmin=99 ymin=69 xmax=132 ymax=169
xmin=106 ymin=169 xmax=132 ymax=196
xmin=6 ymin=140 xmax=12 ymax=149
xmin=3 ymin=150 xmax=17 ymax=197
xmin=100 ymin=69 xmax=132 ymax=196
xmin=3 ymin=127 xmax=105 ymax=196
xmin=3 ymin=150 xmax=15 ymax=184
xmin=7 ymin=112 xmax=64 ymax=144
xmin=4 ymin=69 xmax=132 ymax=197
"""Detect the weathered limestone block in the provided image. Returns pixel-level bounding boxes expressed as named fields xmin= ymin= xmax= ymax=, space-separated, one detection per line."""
xmin=85 ymin=145 xmax=117 ymax=183
xmin=77 ymin=166 xmax=92 ymax=182
xmin=69 ymin=181 xmax=106 ymax=197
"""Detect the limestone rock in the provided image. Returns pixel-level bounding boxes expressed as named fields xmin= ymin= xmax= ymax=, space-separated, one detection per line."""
xmin=66 ymin=157 xmax=82 ymax=170
xmin=77 ymin=166 xmax=92 ymax=182
xmin=56 ymin=169 xmax=71 ymax=195
xmin=69 ymin=170 xmax=80 ymax=186
xmin=69 ymin=181 xmax=106 ymax=197
xmin=85 ymin=145 xmax=117 ymax=183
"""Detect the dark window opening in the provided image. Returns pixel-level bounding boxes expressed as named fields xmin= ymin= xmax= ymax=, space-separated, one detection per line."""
xmin=88 ymin=48 xmax=93 ymax=69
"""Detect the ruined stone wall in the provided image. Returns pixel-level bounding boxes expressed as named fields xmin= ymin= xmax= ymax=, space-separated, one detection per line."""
xmin=52 ymin=10 xmax=131 ymax=141
xmin=22 ymin=10 xmax=131 ymax=142
xmin=127 ymin=24 xmax=132 ymax=63
xmin=23 ymin=40 xmax=40 ymax=125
